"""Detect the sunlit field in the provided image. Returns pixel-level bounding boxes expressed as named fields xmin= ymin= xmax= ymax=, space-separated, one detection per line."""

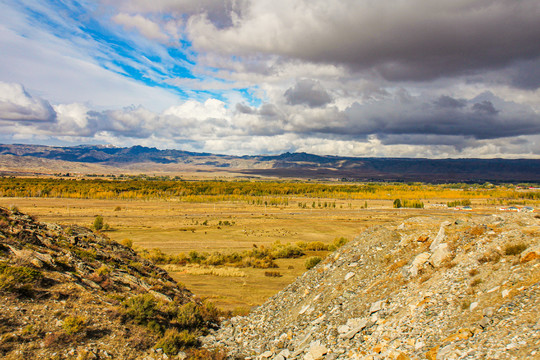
xmin=1 ymin=178 xmax=537 ymax=310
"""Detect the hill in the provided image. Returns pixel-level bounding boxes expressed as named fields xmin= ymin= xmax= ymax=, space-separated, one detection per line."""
xmin=203 ymin=213 xmax=540 ymax=359
xmin=0 ymin=207 xmax=223 ymax=359
xmin=0 ymin=144 xmax=539 ymax=182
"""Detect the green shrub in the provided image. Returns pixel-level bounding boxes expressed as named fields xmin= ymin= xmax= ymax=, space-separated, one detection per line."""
xmin=62 ymin=316 xmax=86 ymax=335
xmin=270 ymin=244 xmax=304 ymax=258
xmin=304 ymin=241 xmax=328 ymax=251
xmin=0 ymin=263 xmax=42 ymax=292
xmin=154 ymin=329 xmax=199 ymax=355
xmin=305 ymin=256 xmax=322 ymax=270
xmin=505 ymin=243 xmax=528 ymax=256
xmin=93 ymin=215 xmax=104 ymax=231
xmin=328 ymin=237 xmax=349 ymax=251
xmin=176 ymin=302 xmax=205 ymax=330
xmin=122 ymin=294 xmax=157 ymax=325
xmin=264 ymin=271 xmax=282 ymax=277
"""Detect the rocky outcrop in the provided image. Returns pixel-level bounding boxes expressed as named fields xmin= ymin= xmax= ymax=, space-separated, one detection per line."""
xmin=0 ymin=207 xmax=207 ymax=359
xmin=203 ymin=214 xmax=540 ymax=359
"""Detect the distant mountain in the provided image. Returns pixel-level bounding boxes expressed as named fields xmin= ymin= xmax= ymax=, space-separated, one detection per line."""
xmin=0 ymin=144 xmax=539 ymax=183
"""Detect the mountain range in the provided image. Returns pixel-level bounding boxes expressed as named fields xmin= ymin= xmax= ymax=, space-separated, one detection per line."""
xmin=0 ymin=144 xmax=538 ymax=183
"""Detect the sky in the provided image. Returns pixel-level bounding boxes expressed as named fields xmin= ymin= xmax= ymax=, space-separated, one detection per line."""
xmin=0 ymin=0 xmax=540 ymax=158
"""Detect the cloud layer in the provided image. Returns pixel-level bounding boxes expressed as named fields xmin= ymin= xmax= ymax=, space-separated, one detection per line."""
xmin=0 ymin=1 xmax=539 ymax=158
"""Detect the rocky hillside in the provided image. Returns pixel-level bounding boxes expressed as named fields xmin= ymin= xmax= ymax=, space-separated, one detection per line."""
xmin=203 ymin=213 xmax=540 ymax=359
xmin=0 ymin=207 xmax=222 ymax=359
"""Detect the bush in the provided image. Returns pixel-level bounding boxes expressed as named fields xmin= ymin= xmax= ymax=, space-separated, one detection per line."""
xmin=505 ymin=243 xmax=528 ymax=256
xmin=264 ymin=271 xmax=282 ymax=277
xmin=155 ymin=329 xmax=199 ymax=355
xmin=121 ymin=238 xmax=133 ymax=248
xmin=304 ymin=241 xmax=328 ymax=251
xmin=305 ymin=256 xmax=322 ymax=270
xmin=0 ymin=263 xmax=42 ymax=293
xmin=271 ymin=245 xmax=304 ymax=258
xmin=176 ymin=302 xmax=205 ymax=330
xmin=93 ymin=215 xmax=104 ymax=231
xmin=328 ymin=237 xmax=349 ymax=251
xmin=62 ymin=316 xmax=86 ymax=335
xmin=122 ymin=294 xmax=157 ymax=325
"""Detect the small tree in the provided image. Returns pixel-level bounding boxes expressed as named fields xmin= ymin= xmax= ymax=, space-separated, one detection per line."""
xmin=93 ymin=215 xmax=104 ymax=231
xmin=393 ymin=199 xmax=402 ymax=208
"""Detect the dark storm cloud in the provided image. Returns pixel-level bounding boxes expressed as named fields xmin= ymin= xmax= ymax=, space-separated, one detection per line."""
xmin=189 ymin=1 xmax=540 ymax=84
xmin=281 ymin=92 xmax=540 ymax=141
xmin=472 ymin=101 xmax=499 ymax=115
xmin=284 ymin=79 xmax=333 ymax=107
xmin=433 ymin=96 xmax=466 ymax=109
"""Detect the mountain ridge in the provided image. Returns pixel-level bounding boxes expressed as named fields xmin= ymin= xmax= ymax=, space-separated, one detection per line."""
xmin=0 ymin=144 xmax=539 ymax=183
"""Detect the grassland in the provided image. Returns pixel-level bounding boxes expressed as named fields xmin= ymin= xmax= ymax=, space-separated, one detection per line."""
xmin=0 ymin=178 xmax=537 ymax=310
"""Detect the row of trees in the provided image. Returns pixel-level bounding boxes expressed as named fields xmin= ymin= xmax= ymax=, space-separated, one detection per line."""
xmin=0 ymin=178 xmax=536 ymax=202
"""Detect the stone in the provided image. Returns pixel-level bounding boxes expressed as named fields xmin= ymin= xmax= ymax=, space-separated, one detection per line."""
xmin=502 ymin=289 xmax=510 ymax=298
xmin=337 ymin=325 xmax=350 ymax=334
xmin=520 ymin=246 xmax=540 ymax=263
xmin=443 ymin=328 xmax=473 ymax=343
xmin=430 ymin=243 xmax=451 ymax=267
xmin=396 ymin=353 xmax=410 ymax=360
xmin=304 ymin=344 xmax=327 ymax=360
xmin=259 ymin=350 xmax=273 ymax=359
xmin=344 ymin=272 xmax=355 ymax=281
xmin=430 ymin=225 xmax=447 ymax=251
xmin=425 ymin=346 xmax=439 ymax=360
xmin=409 ymin=252 xmax=430 ymax=277
xmin=470 ymin=302 xmax=478 ymax=311
xmin=478 ymin=317 xmax=491 ymax=329
xmin=369 ymin=301 xmax=383 ymax=314
xmin=339 ymin=318 xmax=370 ymax=340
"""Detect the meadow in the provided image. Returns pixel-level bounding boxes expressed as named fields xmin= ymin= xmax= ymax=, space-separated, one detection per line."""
xmin=0 ymin=178 xmax=537 ymax=310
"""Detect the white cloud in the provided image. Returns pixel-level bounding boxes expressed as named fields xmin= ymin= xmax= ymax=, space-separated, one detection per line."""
xmin=113 ymin=13 xmax=169 ymax=41
xmin=0 ymin=82 xmax=55 ymax=121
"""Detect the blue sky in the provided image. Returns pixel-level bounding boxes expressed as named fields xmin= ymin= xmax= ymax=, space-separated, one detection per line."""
xmin=0 ymin=0 xmax=539 ymax=158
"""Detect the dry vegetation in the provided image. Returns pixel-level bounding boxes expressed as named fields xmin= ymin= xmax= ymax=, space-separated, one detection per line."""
xmin=0 ymin=177 xmax=538 ymax=310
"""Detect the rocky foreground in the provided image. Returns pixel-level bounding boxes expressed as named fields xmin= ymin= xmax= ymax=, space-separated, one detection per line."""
xmin=0 ymin=207 xmax=220 ymax=359
xmin=203 ymin=213 xmax=540 ymax=359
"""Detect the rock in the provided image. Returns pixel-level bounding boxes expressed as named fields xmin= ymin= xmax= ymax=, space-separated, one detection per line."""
xmin=369 ymin=300 xmax=383 ymax=314
xmin=417 ymin=235 xmax=429 ymax=243
xmin=425 ymin=346 xmax=439 ymax=360
xmin=429 ymin=224 xmax=447 ymax=251
xmin=259 ymin=350 xmax=273 ymax=359
xmin=344 ymin=272 xmax=355 ymax=281
xmin=409 ymin=252 xmax=430 ymax=277
xmin=337 ymin=325 xmax=350 ymax=334
xmin=502 ymin=289 xmax=510 ymax=298
xmin=520 ymin=246 xmax=540 ymax=263
xmin=443 ymin=328 xmax=473 ymax=343
xmin=396 ymin=353 xmax=410 ymax=360
xmin=277 ymin=349 xmax=290 ymax=358
xmin=430 ymin=243 xmax=451 ymax=267
xmin=470 ymin=302 xmax=478 ymax=311
xmin=304 ymin=344 xmax=327 ymax=360
xmin=478 ymin=317 xmax=491 ymax=329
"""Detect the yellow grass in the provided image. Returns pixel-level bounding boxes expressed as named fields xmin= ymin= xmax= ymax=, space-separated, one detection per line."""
xmin=0 ymin=195 xmax=521 ymax=310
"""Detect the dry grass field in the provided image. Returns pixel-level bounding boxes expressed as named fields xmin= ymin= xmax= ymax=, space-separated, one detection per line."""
xmin=0 ymin=195 xmax=525 ymax=310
